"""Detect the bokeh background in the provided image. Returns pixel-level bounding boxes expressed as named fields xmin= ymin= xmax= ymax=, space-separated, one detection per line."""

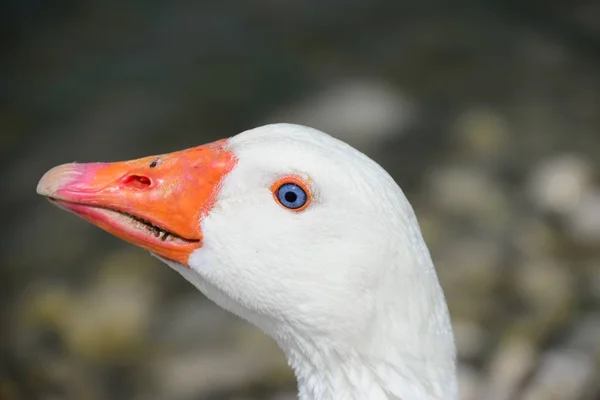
xmin=2 ymin=1 xmax=600 ymax=399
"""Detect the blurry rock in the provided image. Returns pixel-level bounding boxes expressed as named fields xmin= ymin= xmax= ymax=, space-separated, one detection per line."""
xmin=520 ymin=349 xmax=597 ymax=400
xmin=565 ymin=313 xmax=600 ymax=355
xmin=62 ymin=249 xmax=160 ymax=360
xmin=527 ymin=155 xmax=593 ymax=215
xmin=267 ymin=80 xmax=414 ymax=151
xmin=480 ymin=337 xmax=537 ymax=400
xmin=16 ymin=282 xmax=73 ymax=330
xmin=148 ymin=325 xmax=289 ymax=399
xmin=153 ymin=293 xmax=247 ymax=350
xmin=426 ymin=166 xmax=510 ymax=227
xmin=436 ymin=236 xmax=503 ymax=296
xmin=453 ymin=108 xmax=510 ymax=160
xmin=512 ymin=217 xmax=557 ymax=259
xmin=453 ymin=320 xmax=488 ymax=361
xmin=150 ymin=348 xmax=260 ymax=399
xmin=11 ymin=281 xmax=73 ymax=367
xmin=514 ymin=259 xmax=575 ymax=333
xmin=587 ymin=261 xmax=600 ymax=301
xmin=565 ymin=189 xmax=600 ymax=245
xmin=438 ymin=238 xmax=501 ymax=322
xmin=457 ymin=364 xmax=482 ymax=400
xmin=6 ymin=202 xmax=92 ymax=272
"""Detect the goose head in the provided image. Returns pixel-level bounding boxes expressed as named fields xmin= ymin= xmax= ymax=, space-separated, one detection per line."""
xmin=37 ymin=123 xmax=457 ymax=399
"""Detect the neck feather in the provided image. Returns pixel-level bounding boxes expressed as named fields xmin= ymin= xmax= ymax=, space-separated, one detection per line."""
xmin=276 ymin=326 xmax=458 ymax=400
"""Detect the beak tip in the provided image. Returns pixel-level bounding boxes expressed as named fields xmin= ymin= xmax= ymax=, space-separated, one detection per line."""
xmin=37 ymin=163 xmax=84 ymax=197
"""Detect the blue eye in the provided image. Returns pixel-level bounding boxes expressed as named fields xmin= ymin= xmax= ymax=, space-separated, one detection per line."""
xmin=276 ymin=182 xmax=308 ymax=210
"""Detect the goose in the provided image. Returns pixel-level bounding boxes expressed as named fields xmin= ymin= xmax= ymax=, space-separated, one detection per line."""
xmin=36 ymin=123 xmax=458 ymax=400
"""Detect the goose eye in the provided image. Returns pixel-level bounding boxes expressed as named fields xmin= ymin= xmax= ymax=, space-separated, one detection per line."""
xmin=271 ymin=176 xmax=312 ymax=212
xmin=276 ymin=183 xmax=307 ymax=209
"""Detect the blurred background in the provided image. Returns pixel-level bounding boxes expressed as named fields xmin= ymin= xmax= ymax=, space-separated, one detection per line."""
xmin=2 ymin=1 xmax=600 ymax=399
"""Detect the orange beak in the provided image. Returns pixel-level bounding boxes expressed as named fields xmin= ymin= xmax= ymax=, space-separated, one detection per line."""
xmin=36 ymin=139 xmax=237 ymax=265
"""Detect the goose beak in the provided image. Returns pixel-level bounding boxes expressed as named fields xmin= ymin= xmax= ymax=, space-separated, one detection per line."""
xmin=36 ymin=139 xmax=237 ymax=265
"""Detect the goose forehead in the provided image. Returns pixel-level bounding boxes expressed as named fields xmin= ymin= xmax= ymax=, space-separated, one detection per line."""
xmin=230 ymin=124 xmax=355 ymax=161
xmin=225 ymin=124 xmax=377 ymax=182
xmin=229 ymin=123 xmax=341 ymax=149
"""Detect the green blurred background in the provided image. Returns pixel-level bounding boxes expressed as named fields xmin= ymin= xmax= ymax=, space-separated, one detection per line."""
xmin=2 ymin=1 xmax=600 ymax=399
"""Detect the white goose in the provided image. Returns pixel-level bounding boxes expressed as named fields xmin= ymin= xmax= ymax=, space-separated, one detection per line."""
xmin=37 ymin=123 xmax=458 ymax=400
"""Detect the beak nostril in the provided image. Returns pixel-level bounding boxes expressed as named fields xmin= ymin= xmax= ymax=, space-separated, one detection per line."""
xmin=123 ymin=174 xmax=152 ymax=189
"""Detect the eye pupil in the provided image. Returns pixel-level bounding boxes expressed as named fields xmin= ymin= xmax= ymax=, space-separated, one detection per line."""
xmin=276 ymin=182 xmax=308 ymax=210
xmin=284 ymin=191 xmax=297 ymax=203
